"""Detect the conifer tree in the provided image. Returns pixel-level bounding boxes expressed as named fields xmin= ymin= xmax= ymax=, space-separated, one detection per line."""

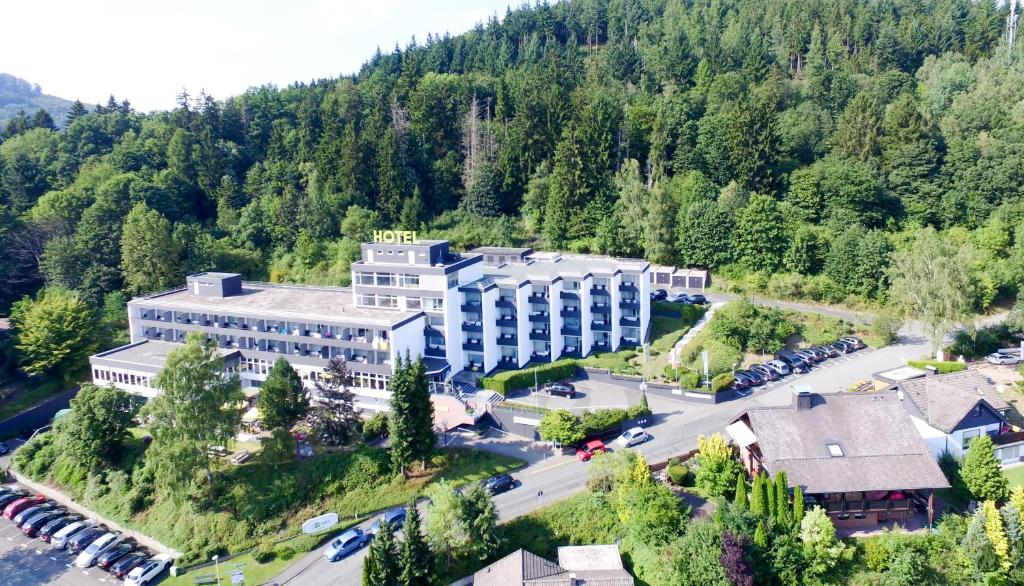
xmin=388 ymin=353 xmax=436 ymax=475
xmin=400 ymin=501 xmax=432 ymax=586
xmin=962 ymin=435 xmax=1010 ymax=503
xmin=767 ymin=474 xmax=779 ymax=520
xmin=754 ymin=519 xmax=768 ymax=548
xmin=750 ymin=473 xmax=766 ymax=518
xmin=363 ymin=519 xmax=399 ymax=586
xmin=258 ymin=357 xmax=308 ymax=430
xmin=792 ymin=485 xmax=805 ymax=527
xmin=734 ymin=472 xmax=748 ymax=510
xmin=775 ymin=472 xmax=790 ymax=525
xmin=983 ymin=500 xmax=1011 ymax=573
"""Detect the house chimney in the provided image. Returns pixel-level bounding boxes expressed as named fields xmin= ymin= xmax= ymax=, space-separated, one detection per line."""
xmin=924 ymin=365 xmax=938 ymax=377
xmin=793 ymin=388 xmax=812 ymax=410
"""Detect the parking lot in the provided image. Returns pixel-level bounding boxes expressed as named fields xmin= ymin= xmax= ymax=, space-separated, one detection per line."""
xmin=0 ymin=483 xmax=167 ymax=586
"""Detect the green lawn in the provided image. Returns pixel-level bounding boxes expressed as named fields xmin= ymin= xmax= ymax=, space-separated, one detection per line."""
xmin=1004 ymin=465 xmax=1024 ymax=488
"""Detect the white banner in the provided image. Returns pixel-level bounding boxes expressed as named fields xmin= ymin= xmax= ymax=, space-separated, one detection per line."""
xmin=302 ymin=512 xmax=339 ymax=534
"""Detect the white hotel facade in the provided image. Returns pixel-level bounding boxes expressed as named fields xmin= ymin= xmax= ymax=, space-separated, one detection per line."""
xmin=89 ymin=239 xmax=651 ymax=417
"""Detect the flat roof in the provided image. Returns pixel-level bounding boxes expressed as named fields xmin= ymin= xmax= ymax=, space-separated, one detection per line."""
xmin=90 ymin=340 xmax=240 ymax=370
xmin=137 ymin=283 xmax=417 ymax=327
xmin=486 ymin=253 xmax=648 ymax=284
xmin=469 ymin=246 xmax=533 ymax=255
xmin=875 ymin=366 xmax=927 ymax=381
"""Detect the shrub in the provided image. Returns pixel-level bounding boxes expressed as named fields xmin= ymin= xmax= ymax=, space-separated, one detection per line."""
xmin=291 ymin=533 xmax=322 ymax=553
xmin=479 ymin=359 xmax=578 ymax=395
xmin=253 ymin=541 xmax=276 ymax=563
xmin=667 ymin=464 xmax=690 ymax=486
xmin=362 ymin=411 xmax=389 ymax=442
xmin=663 ymin=365 xmax=679 ymax=381
xmin=538 ymin=410 xmax=584 ymax=445
xmin=871 ymin=313 xmax=902 ymax=347
xmin=580 ymin=409 xmax=630 ymax=436
xmin=711 ymin=373 xmax=735 ymax=393
xmin=907 ymin=360 xmax=966 ymax=374
xmin=678 ymin=370 xmax=701 ymax=389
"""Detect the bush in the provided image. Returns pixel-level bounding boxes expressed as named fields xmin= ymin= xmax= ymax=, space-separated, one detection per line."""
xmin=579 ymin=409 xmax=630 ymax=436
xmin=291 ymin=533 xmax=323 ymax=553
xmin=907 ymin=360 xmax=966 ymax=374
xmin=678 ymin=370 xmax=701 ymax=389
xmin=948 ymin=324 xmax=1015 ymax=359
xmin=252 ymin=541 xmax=276 ymax=563
xmin=667 ymin=464 xmax=690 ymax=486
xmin=711 ymin=373 xmax=735 ymax=393
xmin=480 ymin=359 xmax=578 ymax=395
xmin=362 ymin=411 xmax=389 ymax=442
xmin=663 ymin=365 xmax=679 ymax=381
xmin=538 ymin=410 xmax=584 ymax=445
xmin=871 ymin=313 xmax=902 ymax=347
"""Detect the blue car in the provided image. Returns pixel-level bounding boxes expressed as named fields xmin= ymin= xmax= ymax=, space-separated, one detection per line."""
xmin=369 ymin=508 xmax=407 ymax=536
xmin=323 ymin=528 xmax=369 ymax=562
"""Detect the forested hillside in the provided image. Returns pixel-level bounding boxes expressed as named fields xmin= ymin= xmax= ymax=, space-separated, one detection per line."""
xmin=0 ymin=74 xmax=74 ymax=129
xmin=1 ymin=0 xmax=1023 ymax=317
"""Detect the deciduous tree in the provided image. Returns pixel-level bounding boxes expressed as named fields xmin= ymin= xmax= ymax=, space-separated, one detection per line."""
xmin=54 ymin=383 xmax=134 ymax=471
xmin=9 ymin=287 xmax=99 ymax=377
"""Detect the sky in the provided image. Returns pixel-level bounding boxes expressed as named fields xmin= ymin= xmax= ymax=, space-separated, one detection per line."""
xmin=1 ymin=0 xmax=514 ymax=112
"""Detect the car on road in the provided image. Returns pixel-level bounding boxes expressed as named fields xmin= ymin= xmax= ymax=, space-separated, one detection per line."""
xmin=576 ymin=439 xmax=607 ymax=462
xmin=67 ymin=526 xmax=106 ymax=554
xmin=750 ymin=364 xmax=780 ymax=381
xmin=651 ymin=289 xmax=667 ymax=301
xmin=125 ymin=553 xmax=172 ymax=586
xmin=20 ymin=507 xmax=66 ymax=536
xmin=38 ymin=514 xmax=83 ymax=542
xmin=764 ymin=360 xmax=791 ymax=376
xmin=111 ymin=552 xmax=149 ymax=579
xmin=542 ymin=382 xmax=577 ymax=398
xmin=324 ymin=528 xmax=370 ymax=562
xmin=97 ymin=542 xmax=138 ymax=570
xmin=840 ymin=336 xmax=865 ymax=349
xmin=369 ymin=507 xmax=407 ymax=535
xmin=4 ymin=494 xmax=46 ymax=519
xmin=482 ymin=473 xmax=516 ymax=495
xmin=13 ymin=501 xmax=58 ymax=526
xmin=690 ymin=294 xmax=707 ymax=304
xmin=987 ymin=352 xmax=1023 ymax=365
xmin=615 ymin=427 xmax=650 ymax=448
xmin=75 ymin=531 xmax=124 ymax=567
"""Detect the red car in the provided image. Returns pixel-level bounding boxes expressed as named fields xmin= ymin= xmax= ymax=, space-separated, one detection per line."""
xmin=3 ymin=494 xmax=46 ymax=519
xmin=576 ymin=439 xmax=606 ymax=462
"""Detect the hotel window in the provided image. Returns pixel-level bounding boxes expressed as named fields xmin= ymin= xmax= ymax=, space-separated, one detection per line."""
xmin=378 ymin=295 xmax=398 ymax=308
xmin=424 ymin=297 xmax=444 ymax=311
xmin=406 ymin=298 xmax=422 ymax=310
xmin=399 ymin=274 xmax=420 ymax=287
xmin=375 ymin=273 xmax=396 ymax=286
xmin=356 ymin=272 xmax=374 ymax=286
xmin=357 ymin=293 xmax=376 ymax=306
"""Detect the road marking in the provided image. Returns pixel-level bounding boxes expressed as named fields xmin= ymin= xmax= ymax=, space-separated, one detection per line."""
xmin=518 ymin=457 xmax=576 ymax=476
xmin=50 ymin=556 xmax=60 ymax=561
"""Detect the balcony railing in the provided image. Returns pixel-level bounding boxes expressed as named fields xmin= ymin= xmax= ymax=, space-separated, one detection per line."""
xmin=619 ymin=299 xmax=640 ymax=309
xmin=425 ymin=345 xmax=446 ymax=357
xmin=462 ymin=341 xmax=483 ymax=352
xmin=496 ymin=315 xmax=517 ymax=326
xmin=620 ymin=316 xmax=640 ymax=326
xmin=497 ymin=335 xmax=517 ymax=346
xmin=529 ymin=330 xmax=550 ymax=341
xmin=591 ymin=321 xmax=611 ymax=331
xmin=496 ymin=298 xmax=516 ymax=309
xmin=591 ymin=304 xmax=610 ymax=314
xmin=590 ymin=286 xmax=610 ymax=296
xmin=529 ymin=294 xmax=549 ymax=305
xmin=561 ymin=325 xmax=581 ymax=336
xmin=461 ymin=321 xmax=483 ymax=332
xmin=528 ymin=312 xmax=550 ymax=322
xmin=460 ymin=302 xmax=483 ymax=313
xmin=619 ymin=282 xmax=638 ymax=292
xmin=559 ymin=290 xmax=579 ymax=300
xmin=560 ymin=306 xmax=580 ymax=317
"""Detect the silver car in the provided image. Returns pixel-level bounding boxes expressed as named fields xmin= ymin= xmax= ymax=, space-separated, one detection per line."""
xmin=615 ymin=427 xmax=650 ymax=448
xmin=765 ymin=360 xmax=791 ymax=376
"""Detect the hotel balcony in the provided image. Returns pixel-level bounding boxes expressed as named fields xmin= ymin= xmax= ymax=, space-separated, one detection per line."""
xmin=560 ymin=325 xmax=582 ymax=336
xmin=497 ymin=334 xmax=518 ymax=347
xmin=528 ymin=311 xmax=550 ymax=322
xmin=591 ymin=321 xmax=612 ymax=332
xmin=495 ymin=315 xmax=517 ymax=327
xmin=559 ymin=290 xmax=579 ymax=300
xmin=619 ymin=299 xmax=640 ymax=310
xmin=425 ymin=345 xmax=446 ymax=358
xmin=619 ymin=336 xmax=640 ymax=348
xmin=460 ymin=302 xmax=483 ymax=313
xmin=529 ymin=330 xmax=550 ymax=341
xmin=529 ymin=294 xmax=549 ymax=305
xmin=620 ymin=316 xmax=641 ymax=327
xmin=561 ymin=347 xmax=581 ymax=359
xmin=591 ymin=303 xmax=611 ymax=314
xmin=461 ymin=321 xmax=483 ymax=333
xmin=462 ymin=340 xmax=483 ymax=352
xmin=496 ymin=298 xmax=517 ymax=309
xmin=559 ymin=306 xmax=580 ymax=318
xmin=619 ymin=282 xmax=638 ymax=292
xmin=590 ymin=286 xmax=610 ymax=296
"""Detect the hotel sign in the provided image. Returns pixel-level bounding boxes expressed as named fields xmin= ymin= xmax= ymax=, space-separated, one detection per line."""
xmin=373 ymin=230 xmax=419 ymax=244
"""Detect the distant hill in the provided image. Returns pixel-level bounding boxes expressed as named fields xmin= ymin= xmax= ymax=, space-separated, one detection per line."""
xmin=0 ymin=73 xmax=75 ymax=128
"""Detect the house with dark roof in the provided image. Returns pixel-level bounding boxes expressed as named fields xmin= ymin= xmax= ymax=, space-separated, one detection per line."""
xmin=888 ymin=370 xmax=1009 ymax=459
xmin=726 ymin=389 xmax=950 ymax=530
xmin=467 ymin=545 xmax=634 ymax=586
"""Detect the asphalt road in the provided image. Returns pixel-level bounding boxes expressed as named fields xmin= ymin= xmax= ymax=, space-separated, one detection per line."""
xmin=272 ymin=326 xmax=934 ymax=586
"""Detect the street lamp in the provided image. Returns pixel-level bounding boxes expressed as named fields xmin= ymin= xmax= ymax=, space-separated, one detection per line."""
xmin=212 ymin=555 xmax=220 ymax=586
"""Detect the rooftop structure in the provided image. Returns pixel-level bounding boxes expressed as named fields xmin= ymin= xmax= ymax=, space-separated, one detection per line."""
xmin=470 ymin=545 xmax=634 ymax=586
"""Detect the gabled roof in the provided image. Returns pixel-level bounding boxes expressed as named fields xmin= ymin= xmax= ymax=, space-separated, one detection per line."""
xmin=472 ymin=549 xmax=570 ymax=586
xmin=733 ymin=392 xmax=950 ymax=494
xmin=895 ymin=370 xmax=1009 ymax=434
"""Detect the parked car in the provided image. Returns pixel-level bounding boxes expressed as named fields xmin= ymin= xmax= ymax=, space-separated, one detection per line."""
xmin=615 ymin=427 xmax=650 ymax=448
xmin=793 ymin=350 xmax=819 ymax=364
xmin=323 ymin=528 xmax=369 ymax=562
xmin=111 ymin=552 xmax=149 ymax=579
xmin=750 ymin=364 xmax=780 ymax=381
xmin=13 ymin=501 xmax=58 ymax=526
xmin=690 ymin=294 xmax=707 ymax=304
xmin=38 ymin=514 xmax=83 ymax=543
xmin=804 ymin=347 xmax=827 ymax=361
xmin=75 ymin=531 xmax=124 ymax=567
xmin=764 ymin=360 xmax=791 ymax=376
xmin=482 ymin=473 xmax=516 ymax=495
xmin=651 ymin=289 xmax=668 ymax=301
xmin=97 ymin=542 xmax=138 ymax=570
xmin=576 ymin=439 xmax=607 ymax=462
xmin=229 ymin=450 xmax=251 ymax=465
xmin=730 ymin=375 xmax=751 ymax=390
xmin=4 ymin=494 xmax=46 ymax=519
xmin=774 ymin=352 xmax=810 ymax=374
xmin=670 ymin=293 xmax=692 ymax=304
xmin=542 ymin=382 xmax=576 ymax=398
xmin=0 ymin=484 xmax=20 ymax=495
xmin=369 ymin=507 xmax=407 ymax=535
xmin=818 ymin=345 xmax=840 ymax=358
xmin=830 ymin=340 xmax=854 ymax=354
xmin=987 ymin=352 xmax=1023 ymax=365
xmin=67 ymin=526 xmax=105 ymax=555
xmin=840 ymin=336 xmax=865 ymax=349
xmin=741 ymin=369 xmax=767 ymax=385
xmin=733 ymin=371 xmax=760 ymax=388
xmin=0 ymin=489 xmax=29 ymax=509
xmin=20 ymin=507 xmax=66 ymax=536
xmin=124 ymin=553 xmax=172 ymax=586
xmin=51 ymin=520 xmax=95 ymax=549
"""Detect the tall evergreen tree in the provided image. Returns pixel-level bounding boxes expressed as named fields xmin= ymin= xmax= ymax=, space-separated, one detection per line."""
xmin=307 ymin=356 xmax=359 ymax=445
xmin=462 ymin=485 xmax=500 ymax=561
xmin=734 ymin=473 xmax=748 ymax=510
xmin=774 ymin=472 xmax=790 ymax=525
xmin=388 ymin=353 xmax=436 ymax=475
xmin=792 ymin=485 xmax=805 ymax=527
xmin=66 ymin=100 xmax=88 ymax=124
xmin=257 ymin=357 xmax=308 ymax=430
xmin=363 ymin=519 xmax=400 ymax=586
xmin=644 ymin=182 xmax=676 ymax=264
xmin=399 ymin=501 xmax=432 ymax=586
xmin=750 ymin=473 xmax=767 ymax=518
xmin=962 ymin=435 xmax=1010 ymax=503
xmin=119 ymin=203 xmax=183 ymax=295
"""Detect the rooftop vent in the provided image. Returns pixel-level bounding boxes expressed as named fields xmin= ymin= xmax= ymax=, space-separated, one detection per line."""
xmin=793 ymin=387 xmax=813 ymax=410
xmin=826 ymin=443 xmax=844 ymax=457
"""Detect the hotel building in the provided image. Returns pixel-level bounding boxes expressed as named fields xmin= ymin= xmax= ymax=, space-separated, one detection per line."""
xmin=90 ymin=239 xmax=651 ymax=418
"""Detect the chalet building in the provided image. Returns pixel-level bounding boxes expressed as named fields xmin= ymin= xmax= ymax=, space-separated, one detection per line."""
xmin=727 ymin=389 xmax=950 ymax=530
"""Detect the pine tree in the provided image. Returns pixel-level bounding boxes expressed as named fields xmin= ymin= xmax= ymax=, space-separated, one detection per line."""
xmin=644 ymin=182 xmax=676 ymax=264
xmin=400 ymin=502 xmax=432 ymax=586
xmin=257 ymin=357 xmax=309 ymax=430
xmin=307 ymin=356 xmax=359 ymax=445
xmin=462 ymin=485 xmax=500 ymax=561
xmin=750 ymin=473 xmax=766 ymax=518
xmin=734 ymin=472 xmax=748 ymax=510
xmin=962 ymin=435 xmax=1010 ymax=503
xmin=363 ymin=519 xmax=399 ymax=586
xmin=767 ymin=474 xmax=779 ymax=520
xmin=792 ymin=485 xmax=805 ymax=527
xmin=775 ymin=472 xmax=790 ymax=525
xmin=388 ymin=353 xmax=436 ymax=475
xmin=753 ymin=519 xmax=768 ymax=548
xmin=66 ymin=100 xmax=88 ymax=124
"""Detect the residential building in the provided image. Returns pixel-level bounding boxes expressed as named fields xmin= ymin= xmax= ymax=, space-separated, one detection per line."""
xmin=887 ymin=370 xmax=1010 ymax=459
xmin=726 ymin=389 xmax=950 ymax=529
xmin=994 ymin=432 xmax=1024 ymax=466
xmin=468 ymin=545 xmax=634 ymax=586
xmin=89 ymin=240 xmax=650 ymax=422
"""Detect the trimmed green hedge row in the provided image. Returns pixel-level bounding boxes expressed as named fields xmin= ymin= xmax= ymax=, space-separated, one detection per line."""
xmin=907 ymin=360 xmax=967 ymax=374
xmin=479 ymin=359 xmax=578 ymax=395
xmin=711 ymin=372 xmax=735 ymax=393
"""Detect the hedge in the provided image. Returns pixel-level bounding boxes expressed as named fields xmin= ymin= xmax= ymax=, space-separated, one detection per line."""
xmin=479 ymin=359 xmax=578 ymax=395
xmin=711 ymin=372 xmax=735 ymax=393
xmin=907 ymin=360 xmax=967 ymax=374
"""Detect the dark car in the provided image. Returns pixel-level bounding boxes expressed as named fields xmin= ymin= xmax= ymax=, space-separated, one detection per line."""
xmin=482 ymin=473 xmax=515 ymax=495
xmin=542 ymin=382 xmax=576 ymax=398
xmin=4 ymin=494 xmax=46 ymax=519
xmin=97 ymin=543 xmax=137 ymax=570
xmin=730 ymin=375 xmax=751 ymax=390
xmin=111 ymin=552 xmax=149 ymax=579
xmin=831 ymin=340 xmax=854 ymax=354
xmin=734 ymin=371 xmax=763 ymax=387
xmin=775 ymin=352 xmax=810 ymax=374
xmin=0 ymin=490 xmax=29 ymax=509
xmin=670 ymin=293 xmax=692 ymax=304
xmin=21 ymin=508 xmax=66 ymax=536
xmin=841 ymin=336 xmax=865 ymax=349
xmin=804 ymin=347 xmax=828 ymax=361
xmin=13 ymin=502 xmax=58 ymax=526
xmin=38 ymin=514 xmax=83 ymax=543
xmin=750 ymin=364 xmax=780 ymax=381
xmin=67 ymin=527 xmax=104 ymax=555
xmin=818 ymin=345 xmax=840 ymax=358
xmin=651 ymin=289 xmax=668 ymax=301
xmin=690 ymin=294 xmax=707 ymax=305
